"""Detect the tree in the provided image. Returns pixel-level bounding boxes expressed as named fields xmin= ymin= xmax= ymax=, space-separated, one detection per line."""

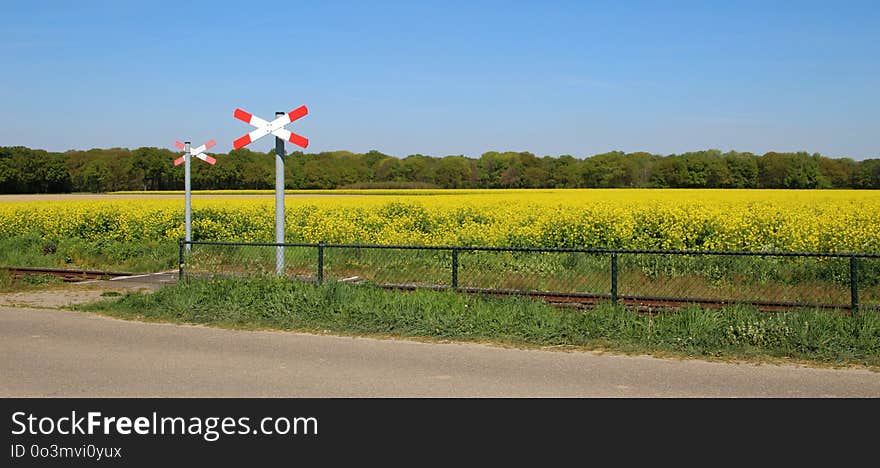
xmin=853 ymin=159 xmax=880 ymax=189
xmin=782 ymin=152 xmax=825 ymax=189
xmin=522 ymin=165 xmax=550 ymax=188
xmin=400 ymin=155 xmax=437 ymax=184
xmin=435 ymin=156 xmax=474 ymax=188
xmin=818 ymin=156 xmax=856 ymax=188
xmin=723 ymin=151 xmax=758 ymax=188
xmin=0 ymin=145 xmax=871 ymax=193
xmin=549 ymin=155 xmax=582 ymax=188
xmin=375 ymin=157 xmax=404 ymax=182
xmin=757 ymin=152 xmax=789 ymax=188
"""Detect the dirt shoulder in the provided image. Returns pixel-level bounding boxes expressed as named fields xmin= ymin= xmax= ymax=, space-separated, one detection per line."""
xmin=0 ymin=283 xmax=146 ymax=309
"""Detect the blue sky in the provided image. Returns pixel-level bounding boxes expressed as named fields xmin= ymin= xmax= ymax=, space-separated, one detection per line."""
xmin=1 ymin=0 xmax=878 ymax=159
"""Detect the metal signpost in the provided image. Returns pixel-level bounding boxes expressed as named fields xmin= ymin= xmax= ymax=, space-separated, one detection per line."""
xmin=174 ymin=139 xmax=217 ymax=251
xmin=232 ymin=105 xmax=309 ymax=275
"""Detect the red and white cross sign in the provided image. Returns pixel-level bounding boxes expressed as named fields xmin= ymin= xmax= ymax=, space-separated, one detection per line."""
xmin=174 ymin=140 xmax=217 ymax=165
xmin=232 ymin=106 xmax=309 ymax=150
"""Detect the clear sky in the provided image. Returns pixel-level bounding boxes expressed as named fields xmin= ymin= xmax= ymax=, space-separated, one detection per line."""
xmin=1 ymin=0 xmax=878 ymax=159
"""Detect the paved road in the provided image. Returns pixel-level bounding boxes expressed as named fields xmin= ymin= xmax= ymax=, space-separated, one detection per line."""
xmin=2 ymin=306 xmax=879 ymax=397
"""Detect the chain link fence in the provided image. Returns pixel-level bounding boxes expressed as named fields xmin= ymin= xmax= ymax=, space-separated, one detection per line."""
xmin=180 ymin=240 xmax=880 ymax=314
xmin=859 ymin=256 xmax=880 ymax=311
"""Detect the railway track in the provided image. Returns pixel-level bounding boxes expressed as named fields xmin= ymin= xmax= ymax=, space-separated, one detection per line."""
xmin=375 ymin=282 xmax=864 ymax=314
xmin=8 ymin=266 xmax=870 ymax=314
xmin=183 ymin=274 xmax=874 ymax=314
xmin=4 ymin=266 xmax=134 ymax=282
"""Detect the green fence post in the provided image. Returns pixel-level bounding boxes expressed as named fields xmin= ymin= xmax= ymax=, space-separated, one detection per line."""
xmin=850 ymin=256 xmax=859 ymax=316
xmin=611 ymin=253 xmax=619 ymax=306
xmin=451 ymin=248 xmax=459 ymax=289
xmin=178 ymin=238 xmax=185 ymax=282
xmin=317 ymin=241 xmax=325 ymax=284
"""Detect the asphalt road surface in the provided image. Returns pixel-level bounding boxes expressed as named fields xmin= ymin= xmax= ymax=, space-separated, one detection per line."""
xmin=2 ymin=306 xmax=879 ymax=397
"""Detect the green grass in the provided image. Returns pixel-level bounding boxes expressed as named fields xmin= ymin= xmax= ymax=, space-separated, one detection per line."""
xmin=0 ymin=236 xmax=178 ymax=273
xmin=78 ymin=277 xmax=880 ymax=368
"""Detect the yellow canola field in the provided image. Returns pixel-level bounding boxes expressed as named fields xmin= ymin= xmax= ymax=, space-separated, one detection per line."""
xmin=1 ymin=189 xmax=878 ymax=252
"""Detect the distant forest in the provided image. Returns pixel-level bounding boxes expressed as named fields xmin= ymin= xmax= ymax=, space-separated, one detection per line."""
xmin=1 ymin=145 xmax=880 ymax=193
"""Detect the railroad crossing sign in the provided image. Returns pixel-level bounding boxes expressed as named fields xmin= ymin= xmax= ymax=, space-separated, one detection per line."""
xmin=173 ymin=139 xmax=217 ymax=251
xmin=232 ymin=105 xmax=309 ymax=276
xmin=174 ymin=140 xmax=217 ymax=165
xmin=232 ymin=106 xmax=309 ymax=150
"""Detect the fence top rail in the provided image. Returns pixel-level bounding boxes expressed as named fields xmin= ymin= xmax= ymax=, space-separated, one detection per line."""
xmin=181 ymin=239 xmax=880 ymax=258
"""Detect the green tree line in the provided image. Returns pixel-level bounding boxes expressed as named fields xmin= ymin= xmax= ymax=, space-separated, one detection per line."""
xmin=1 ymin=145 xmax=879 ymax=193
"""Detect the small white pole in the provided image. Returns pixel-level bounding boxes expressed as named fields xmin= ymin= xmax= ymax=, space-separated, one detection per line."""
xmin=274 ymin=112 xmax=285 ymax=276
xmin=184 ymin=141 xmax=192 ymax=252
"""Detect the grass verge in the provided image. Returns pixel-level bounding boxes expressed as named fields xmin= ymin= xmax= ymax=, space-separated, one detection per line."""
xmin=0 ymin=236 xmax=178 ymax=273
xmin=76 ymin=277 xmax=880 ymax=368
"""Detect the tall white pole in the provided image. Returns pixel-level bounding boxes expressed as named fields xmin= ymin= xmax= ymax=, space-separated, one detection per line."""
xmin=184 ymin=141 xmax=192 ymax=252
xmin=274 ymin=111 xmax=285 ymax=276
